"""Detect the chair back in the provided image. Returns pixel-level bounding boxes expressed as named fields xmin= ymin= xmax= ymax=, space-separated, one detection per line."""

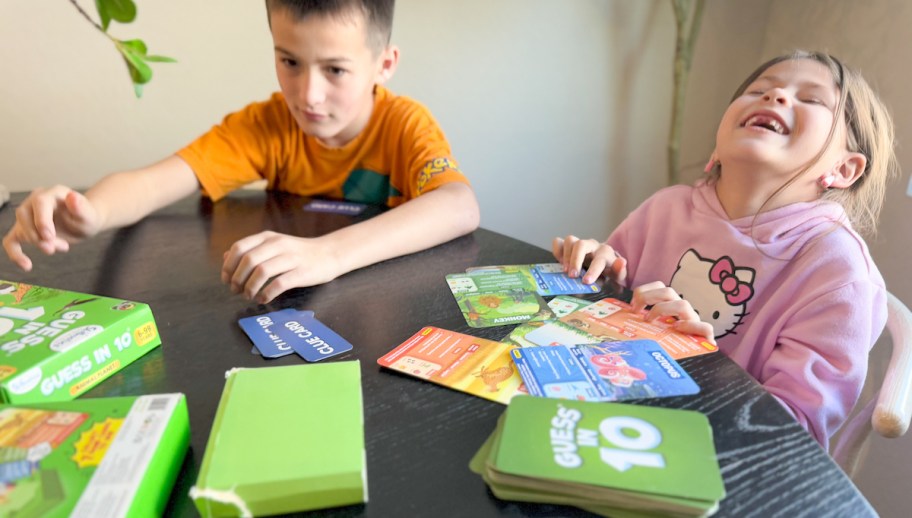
xmin=831 ymin=292 xmax=912 ymax=477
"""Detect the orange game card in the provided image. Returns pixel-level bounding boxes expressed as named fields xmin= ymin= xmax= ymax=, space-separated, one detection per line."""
xmin=559 ymin=298 xmax=718 ymax=359
xmin=378 ymin=327 xmax=524 ymax=404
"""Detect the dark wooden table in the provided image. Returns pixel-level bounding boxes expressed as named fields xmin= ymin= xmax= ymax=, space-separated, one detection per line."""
xmin=0 ymin=191 xmax=874 ymax=517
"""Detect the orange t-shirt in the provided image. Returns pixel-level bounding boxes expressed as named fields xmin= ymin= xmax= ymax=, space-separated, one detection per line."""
xmin=177 ymin=86 xmax=469 ymax=206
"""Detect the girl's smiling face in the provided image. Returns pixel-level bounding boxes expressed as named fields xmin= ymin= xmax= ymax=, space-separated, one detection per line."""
xmin=715 ymin=58 xmax=849 ymax=185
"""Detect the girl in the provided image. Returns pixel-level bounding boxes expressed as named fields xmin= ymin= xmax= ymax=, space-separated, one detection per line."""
xmin=554 ymin=50 xmax=898 ymax=447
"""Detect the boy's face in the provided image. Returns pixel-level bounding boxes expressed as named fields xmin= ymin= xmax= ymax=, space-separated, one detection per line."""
xmin=270 ymin=8 xmax=397 ymax=147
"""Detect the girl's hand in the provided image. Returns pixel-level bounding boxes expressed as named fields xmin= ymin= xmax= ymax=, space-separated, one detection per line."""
xmin=631 ymin=281 xmax=717 ymax=345
xmin=552 ymin=235 xmax=627 ymax=285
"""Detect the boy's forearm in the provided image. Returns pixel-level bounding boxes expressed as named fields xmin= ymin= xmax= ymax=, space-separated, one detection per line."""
xmin=86 ymin=155 xmax=200 ymax=231
xmin=321 ymin=182 xmax=480 ymax=274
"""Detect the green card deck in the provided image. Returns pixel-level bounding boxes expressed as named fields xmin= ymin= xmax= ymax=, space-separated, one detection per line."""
xmin=0 ymin=280 xmax=161 ymax=403
xmin=471 ymin=396 xmax=725 ymax=516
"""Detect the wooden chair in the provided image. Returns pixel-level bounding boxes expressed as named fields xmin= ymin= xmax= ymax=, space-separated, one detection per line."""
xmin=831 ymin=292 xmax=912 ymax=477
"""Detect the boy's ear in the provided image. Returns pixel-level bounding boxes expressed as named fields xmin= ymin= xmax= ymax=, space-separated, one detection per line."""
xmin=375 ymin=45 xmax=399 ymax=84
xmin=830 ymin=151 xmax=867 ymax=189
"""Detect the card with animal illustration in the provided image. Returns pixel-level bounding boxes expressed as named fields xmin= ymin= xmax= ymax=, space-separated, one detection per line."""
xmin=510 ymin=340 xmax=699 ymax=402
xmin=466 ymin=264 xmax=602 ymax=296
xmin=377 ymin=327 xmax=524 ymax=404
xmin=503 ymin=319 xmax=601 ymax=349
xmin=547 ymin=295 xmax=595 ymax=318
xmin=446 ymin=273 xmax=552 ymax=328
xmin=559 ymin=298 xmax=718 ymax=359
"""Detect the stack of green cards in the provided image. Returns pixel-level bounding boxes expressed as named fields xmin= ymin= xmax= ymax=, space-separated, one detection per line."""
xmin=465 ymin=264 xmax=602 ymax=296
xmin=445 ymin=265 xmax=605 ymax=329
xmin=470 ymin=396 xmax=725 ymax=517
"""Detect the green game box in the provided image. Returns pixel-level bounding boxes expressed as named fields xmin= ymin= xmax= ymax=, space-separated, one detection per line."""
xmin=0 ymin=393 xmax=191 ymax=517
xmin=191 ymin=362 xmax=367 ymax=516
xmin=0 ymin=280 xmax=161 ymax=404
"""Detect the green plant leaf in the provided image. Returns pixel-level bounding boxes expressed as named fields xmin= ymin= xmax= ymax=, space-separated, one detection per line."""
xmin=96 ymin=0 xmax=137 ymax=29
xmin=114 ymin=38 xmax=175 ymax=97
xmin=144 ymin=54 xmax=177 ymax=63
xmin=119 ymin=38 xmax=148 ymax=56
xmin=116 ymin=38 xmax=153 ymax=86
xmin=94 ymin=0 xmax=111 ymax=31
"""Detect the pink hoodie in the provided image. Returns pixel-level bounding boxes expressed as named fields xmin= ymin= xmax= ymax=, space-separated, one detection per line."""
xmin=607 ymin=181 xmax=887 ymax=446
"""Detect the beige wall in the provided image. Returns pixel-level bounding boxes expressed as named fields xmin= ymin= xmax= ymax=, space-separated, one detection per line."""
xmin=0 ymin=0 xmax=276 ymax=192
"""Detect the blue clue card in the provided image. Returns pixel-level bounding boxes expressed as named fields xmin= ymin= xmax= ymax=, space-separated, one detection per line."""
xmin=510 ymin=340 xmax=699 ymax=402
xmin=238 ymin=309 xmax=353 ymax=361
xmin=282 ymin=313 xmax=354 ymax=361
xmin=239 ymin=309 xmax=313 ymax=358
xmin=303 ymin=199 xmax=367 ymax=215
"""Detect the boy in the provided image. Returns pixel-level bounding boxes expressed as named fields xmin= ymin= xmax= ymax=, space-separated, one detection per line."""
xmin=3 ymin=0 xmax=480 ymax=304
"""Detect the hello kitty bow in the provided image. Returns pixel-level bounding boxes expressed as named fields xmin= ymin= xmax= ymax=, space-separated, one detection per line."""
xmin=709 ymin=256 xmax=753 ymax=305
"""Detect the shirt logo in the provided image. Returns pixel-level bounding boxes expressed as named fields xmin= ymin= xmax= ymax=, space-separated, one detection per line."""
xmin=417 ymin=158 xmax=460 ymax=193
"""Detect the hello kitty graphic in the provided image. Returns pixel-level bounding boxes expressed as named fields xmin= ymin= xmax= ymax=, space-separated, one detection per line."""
xmin=670 ymin=249 xmax=755 ymax=340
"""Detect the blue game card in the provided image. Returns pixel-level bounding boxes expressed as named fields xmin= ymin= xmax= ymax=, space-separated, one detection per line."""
xmin=279 ymin=313 xmax=354 ymax=362
xmin=526 ymin=263 xmax=602 ymax=296
xmin=510 ymin=340 xmax=699 ymax=402
xmin=239 ymin=309 xmax=314 ymax=358
xmin=303 ymin=199 xmax=367 ymax=215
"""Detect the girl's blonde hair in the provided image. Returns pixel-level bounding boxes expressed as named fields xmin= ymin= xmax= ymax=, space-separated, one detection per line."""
xmin=707 ymin=50 xmax=898 ymax=236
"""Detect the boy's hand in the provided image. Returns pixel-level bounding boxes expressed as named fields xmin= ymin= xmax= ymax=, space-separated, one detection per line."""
xmin=3 ymin=186 xmax=102 ymax=271
xmin=552 ymin=235 xmax=627 ymax=285
xmin=631 ymin=281 xmax=716 ymax=345
xmin=222 ymin=230 xmax=342 ymax=304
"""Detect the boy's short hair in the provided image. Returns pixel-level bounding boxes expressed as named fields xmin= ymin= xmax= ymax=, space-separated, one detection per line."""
xmin=265 ymin=0 xmax=395 ymax=54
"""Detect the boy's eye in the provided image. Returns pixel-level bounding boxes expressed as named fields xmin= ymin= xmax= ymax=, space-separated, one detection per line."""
xmin=281 ymin=58 xmax=298 ymax=68
xmin=327 ymin=66 xmax=347 ymax=77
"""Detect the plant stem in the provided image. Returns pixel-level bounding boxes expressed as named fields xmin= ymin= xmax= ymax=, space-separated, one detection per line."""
xmin=667 ymin=0 xmax=705 ymax=186
xmin=69 ymin=0 xmax=107 ymax=35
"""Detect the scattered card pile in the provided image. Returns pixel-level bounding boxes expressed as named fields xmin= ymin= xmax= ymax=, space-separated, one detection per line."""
xmin=465 ymin=264 xmax=603 ymax=297
xmin=470 ymin=396 xmax=725 ymax=517
xmin=446 ymin=264 xmax=601 ymax=328
xmin=558 ymin=298 xmax=718 ymax=359
xmin=511 ymin=340 xmax=699 ymax=402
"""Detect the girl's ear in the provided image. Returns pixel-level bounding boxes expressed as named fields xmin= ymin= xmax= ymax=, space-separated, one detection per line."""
xmin=830 ymin=152 xmax=867 ymax=189
xmin=375 ymin=45 xmax=399 ymax=84
xmin=703 ymin=150 xmax=719 ymax=173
